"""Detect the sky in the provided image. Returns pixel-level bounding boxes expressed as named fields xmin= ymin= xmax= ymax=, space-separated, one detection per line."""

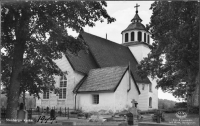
xmin=68 ymin=1 xmax=182 ymax=102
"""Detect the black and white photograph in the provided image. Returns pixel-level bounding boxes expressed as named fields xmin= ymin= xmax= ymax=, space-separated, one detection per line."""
xmin=0 ymin=1 xmax=199 ymax=126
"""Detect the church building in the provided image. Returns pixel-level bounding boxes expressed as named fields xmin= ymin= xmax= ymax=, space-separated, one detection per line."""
xmin=36 ymin=4 xmax=158 ymax=112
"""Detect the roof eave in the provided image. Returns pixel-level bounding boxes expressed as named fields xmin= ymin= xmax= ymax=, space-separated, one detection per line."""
xmin=76 ymin=90 xmax=114 ymax=94
xmin=121 ymin=29 xmax=149 ymax=34
xmin=122 ymin=42 xmax=151 ymax=48
xmin=113 ymin=66 xmax=129 ymax=92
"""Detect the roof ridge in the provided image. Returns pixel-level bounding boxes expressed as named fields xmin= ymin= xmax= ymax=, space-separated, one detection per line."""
xmin=89 ymin=65 xmax=128 ymax=72
xmin=81 ymin=31 xmax=123 ymax=46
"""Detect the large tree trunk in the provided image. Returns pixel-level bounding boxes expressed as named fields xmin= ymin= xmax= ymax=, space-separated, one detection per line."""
xmin=5 ymin=6 xmax=29 ymax=119
xmin=6 ymin=41 xmax=25 ymax=119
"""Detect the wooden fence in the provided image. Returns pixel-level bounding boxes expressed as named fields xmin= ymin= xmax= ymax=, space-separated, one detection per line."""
xmin=1 ymin=107 xmax=79 ymax=120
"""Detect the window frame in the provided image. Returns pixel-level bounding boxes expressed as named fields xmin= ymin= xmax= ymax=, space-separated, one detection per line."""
xmin=131 ymin=32 xmax=134 ymax=41
xmin=149 ymin=97 xmax=152 ymax=108
xmin=149 ymin=83 xmax=152 ymax=92
xmin=125 ymin=33 xmax=129 ymax=42
xmin=59 ymin=75 xmax=67 ymax=99
xmin=142 ymin=84 xmax=145 ymax=90
xmin=43 ymin=90 xmax=49 ymax=99
xmin=138 ymin=31 xmax=142 ymax=42
xmin=92 ymin=94 xmax=99 ymax=104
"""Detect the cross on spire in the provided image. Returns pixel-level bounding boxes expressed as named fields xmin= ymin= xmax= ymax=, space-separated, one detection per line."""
xmin=134 ymin=3 xmax=140 ymax=14
xmin=131 ymin=99 xmax=137 ymax=108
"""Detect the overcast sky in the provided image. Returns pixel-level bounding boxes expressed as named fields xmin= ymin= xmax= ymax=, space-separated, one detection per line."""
xmin=68 ymin=1 xmax=182 ymax=102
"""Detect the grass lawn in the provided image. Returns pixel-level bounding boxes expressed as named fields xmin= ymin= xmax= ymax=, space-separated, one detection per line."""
xmin=164 ymin=113 xmax=199 ymax=126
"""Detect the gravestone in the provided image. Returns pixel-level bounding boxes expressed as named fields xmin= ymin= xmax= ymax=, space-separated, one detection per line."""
xmin=152 ymin=110 xmax=164 ymax=123
xmin=46 ymin=107 xmax=49 ymax=114
xmin=50 ymin=109 xmax=56 ymax=119
xmin=37 ymin=106 xmax=40 ymax=112
xmin=128 ymin=99 xmax=138 ymax=125
xmin=126 ymin=113 xmax=133 ymax=125
xmin=17 ymin=103 xmax=28 ymax=122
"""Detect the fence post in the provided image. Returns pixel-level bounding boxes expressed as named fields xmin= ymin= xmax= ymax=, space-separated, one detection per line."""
xmin=68 ymin=107 xmax=69 ymax=119
xmin=65 ymin=107 xmax=66 ymax=117
xmin=60 ymin=107 xmax=61 ymax=116
xmin=42 ymin=107 xmax=43 ymax=113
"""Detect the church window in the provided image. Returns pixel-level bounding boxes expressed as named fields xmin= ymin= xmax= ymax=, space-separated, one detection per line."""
xmin=138 ymin=31 xmax=142 ymax=42
xmin=131 ymin=32 xmax=134 ymax=41
xmin=142 ymin=84 xmax=145 ymax=90
xmin=43 ymin=90 xmax=49 ymax=99
xmin=144 ymin=33 xmax=146 ymax=42
xmin=59 ymin=75 xmax=67 ymax=99
xmin=93 ymin=94 xmax=99 ymax=104
xmin=147 ymin=35 xmax=150 ymax=44
xmin=125 ymin=33 xmax=128 ymax=42
xmin=149 ymin=83 xmax=152 ymax=92
xmin=149 ymin=97 xmax=152 ymax=108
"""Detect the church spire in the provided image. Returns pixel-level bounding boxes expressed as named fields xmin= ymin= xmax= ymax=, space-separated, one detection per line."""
xmin=135 ymin=3 xmax=140 ymax=14
xmin=131 ymin=3 xmax=142 ymax=23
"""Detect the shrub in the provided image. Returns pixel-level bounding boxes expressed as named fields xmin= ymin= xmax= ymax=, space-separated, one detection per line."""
xmin=188 ymin=106 xmax=199 ymax=114
xmin=152 ymin=111 xmax=165 ymax=122
xmin=162 ymin=108 xmax=177 ymax=113
xmin=174 ymin=102 xmax=187 ymax=108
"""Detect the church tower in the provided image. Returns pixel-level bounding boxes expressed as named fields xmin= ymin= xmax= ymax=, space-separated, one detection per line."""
xmin=122 ymin=4 xmax=158 ymax=110
xmin=121 ymin=4 xmax=151 ymax=63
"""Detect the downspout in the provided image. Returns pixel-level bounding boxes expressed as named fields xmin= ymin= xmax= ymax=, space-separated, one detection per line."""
xmin=127 ymin=62 xmax=131 ymax=92
xmin=75 ymin=93 xmax=77 ymax=110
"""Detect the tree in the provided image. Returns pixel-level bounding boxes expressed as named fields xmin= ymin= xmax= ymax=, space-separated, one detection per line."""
xmin=137 ymin=1 xmax=199 ymax=99
xmin=1 ymin=1 xmax=115 ymax=119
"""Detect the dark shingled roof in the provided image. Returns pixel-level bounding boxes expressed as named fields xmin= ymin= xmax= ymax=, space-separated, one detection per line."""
xmin=122 ymin=22 xmax=146 ymax=33
xmin=65 ymin=50 xmax=99 ymax=73
xmin=131 ymin=13 xmax=142 ymax=22
xmin=77 ymin=66 xmax=128 ymax=92
xmin=65 ymin=32 xmax=150 ymax=84
xmin=80 ymin=32 xmax=150 ymax=83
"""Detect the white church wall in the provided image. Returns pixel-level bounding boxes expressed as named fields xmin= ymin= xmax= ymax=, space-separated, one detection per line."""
xmin=77 ymin=93 xmax=115 ymax=112
xmin=148 ymin=77 xmax=158 ymax=109
xmin=114 ymin=70 xmax=139 ymax=112
xmin=54 ymin=54 xmax=84 ymax=109
xmin=128 ymin=45 xmax=158 ymax=110
xmin=128 ymin=44 xmax=150 ymax=63
xmin=137 ymin=83 xmax=149 ymax=110
xmin=36 ymin=54 xmax=84 ymax=109
xmin=77 ymin=70 xmax=139 ymax=113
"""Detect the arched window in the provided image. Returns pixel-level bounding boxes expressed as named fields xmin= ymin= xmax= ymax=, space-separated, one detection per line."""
xmin=131 ymin=32 xmax=134 ymax=41
xmin=142 ymin=84 xmax=145 ymax=90
xmin=144 ymin=33 xmax=146 ymax=42
xmin=138 ymin=31 xmax=142 ymax=42
xmin=59 ymin=75 xmax=67 ymax=99
xmin=149 ymin=97 xmax=152 ymax=108
xmin=125 ymin=33 xmax=128 ymax=42
xmin=147 ymin=35 xmax=150 ymax=44
xmin=149 ymin=83 xmax=152 ymax=92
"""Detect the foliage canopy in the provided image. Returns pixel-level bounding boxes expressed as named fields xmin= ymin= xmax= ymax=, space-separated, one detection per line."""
xmin=137 ymin=1 xmax=199 ymax=99
xmin=1 ymin=1 xmax=115 ymax=118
